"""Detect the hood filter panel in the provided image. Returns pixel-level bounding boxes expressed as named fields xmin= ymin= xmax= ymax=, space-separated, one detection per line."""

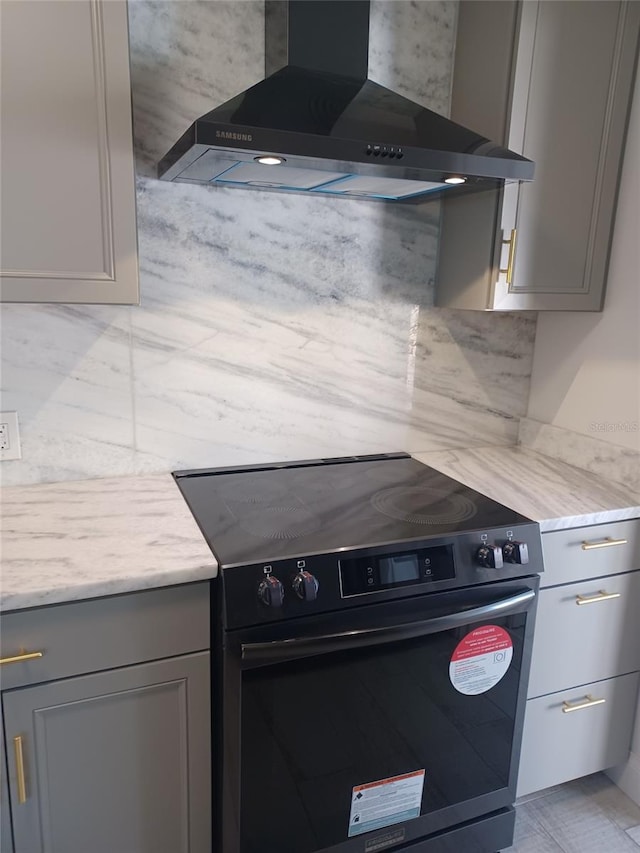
xmin=213 ymin=162 xmax=451 ymax=200
xmin=215 ymin=161 xmax=348 ymax=189
xmin=313 ymin=175 xmax=450 ymax=199
xmin=176 ymin=152 xmax=455 ymax=200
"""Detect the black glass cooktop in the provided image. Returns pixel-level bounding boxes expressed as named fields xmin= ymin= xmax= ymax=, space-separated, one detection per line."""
xmin=174 ymin=453 xmax=533 ymax=567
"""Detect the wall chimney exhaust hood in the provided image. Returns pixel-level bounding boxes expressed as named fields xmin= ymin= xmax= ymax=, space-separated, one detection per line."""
xmin=158 ymin=1 xmax=534 ymax=204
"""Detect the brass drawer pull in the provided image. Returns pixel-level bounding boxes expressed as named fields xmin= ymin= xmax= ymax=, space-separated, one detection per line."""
xmin=575 ymin=590 xmax=621 ymax=606
xmin=13 ymin=736 xmax=27 ymax=804
xmin=581 ymin=537 xmax=628 ymax=551
xmin=0 ymin=651 xmax=43 ymax=666
xmin=562 ymin=695 xmax=606 ymax=714
xmin=499 ymin=228 xmax=517 ymax=284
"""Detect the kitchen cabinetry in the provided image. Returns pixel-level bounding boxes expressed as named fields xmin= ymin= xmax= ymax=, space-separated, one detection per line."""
xmin=0 ymin=0 xmax=139 ymax=304
xmin=517 ymin=519 xmax=640 ymax=797
xmin=435 ymin=0 xmax=640 ymax=311
xmin=0 ymin=583 xmax=211 ymax=853
xmin=1 ymin=730 xmax=12 ymax=853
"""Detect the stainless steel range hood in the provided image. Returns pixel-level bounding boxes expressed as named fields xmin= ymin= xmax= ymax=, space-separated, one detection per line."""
xmin=158 ymin=1 xmax=534 ymax=204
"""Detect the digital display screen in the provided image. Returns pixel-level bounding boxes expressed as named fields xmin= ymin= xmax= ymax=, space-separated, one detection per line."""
xmin=379 ymin=554 xmax=420 ymax=585
xmin=339 ymin=544 xmax=455 ymax=597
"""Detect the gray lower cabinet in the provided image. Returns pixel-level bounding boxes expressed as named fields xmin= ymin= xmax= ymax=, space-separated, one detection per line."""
xmin=1 ymin=732 xmax=12 ymax=853
xmin=0 ymin=583 xmax=211 ymax=853
xmin=517 ymin=519 xmax=640 ymax=797
xmin=518 ymin=672 xmax=640 ymax=797
xmin=0 ymin=0 xmax=139 ymax=304
xmin=528 ymin=570 xmax=640 ymax=698
xmin=436 ymin=0 xmax=640 ymax=311
xmin=3 ymin=653 xmax=210 ymax=853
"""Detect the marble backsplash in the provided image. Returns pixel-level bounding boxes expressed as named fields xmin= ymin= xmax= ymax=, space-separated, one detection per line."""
xmin=519 ymin=418 xmax=640 ymax=494
xmin=0 ymin=1 xmax=537 ymax=486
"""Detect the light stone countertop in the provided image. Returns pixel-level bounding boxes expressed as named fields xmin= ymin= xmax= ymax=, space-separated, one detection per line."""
xmin=0 ymin=474 xmax=217 ymax=612
xmin=2 ymin=447 xmax=639 ymax=613
xmin=414 ymin=447 xmax=640 ymax=531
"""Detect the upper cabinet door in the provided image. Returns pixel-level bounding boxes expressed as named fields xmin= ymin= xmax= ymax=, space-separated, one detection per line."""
xmin=0 ymin=0 xmax=139 ymax=304
xmin=435 ymin=1 xmax=640 ymax=312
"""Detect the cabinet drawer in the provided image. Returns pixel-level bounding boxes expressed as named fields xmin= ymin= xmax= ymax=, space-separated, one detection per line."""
xmin=528 ymin=570 xmax=640 ymax=697
xmin=0 ymin=582 xmax=209 ymax=690
xmin=517 ymin=671 xmax=640 ymax=798
xmin=541 ymin=519 xmax=640 ymax=588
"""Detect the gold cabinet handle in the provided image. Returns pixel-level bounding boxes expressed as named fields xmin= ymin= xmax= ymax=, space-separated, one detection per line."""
xmin=499 ymin=228 xmax=517 ymax=284
xmin=562 ymin=695 xmax=606 ymax=714
xmin=0 ymin=651 xmax=43 ymax=666
xmin=13 ymin=736 xmax=27 ymax=804
xmin=581 ymin=537 xmax=628 ymax=551
xmin=575 ymin=590 xmax=621 ymax=606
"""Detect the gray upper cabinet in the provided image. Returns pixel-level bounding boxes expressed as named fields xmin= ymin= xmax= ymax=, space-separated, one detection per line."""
xmin=0 ymin=0 xmax=139 ymax=304
xmin=435 ymin=1 xmax=640 ymax=311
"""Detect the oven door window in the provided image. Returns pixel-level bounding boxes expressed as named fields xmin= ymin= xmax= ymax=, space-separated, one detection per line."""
xmin=239 ymin=604 xmax=530 ymax=853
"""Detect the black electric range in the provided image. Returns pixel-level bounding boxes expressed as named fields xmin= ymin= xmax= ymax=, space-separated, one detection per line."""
xmin=174 ymin=452 xmax=543 ymax=853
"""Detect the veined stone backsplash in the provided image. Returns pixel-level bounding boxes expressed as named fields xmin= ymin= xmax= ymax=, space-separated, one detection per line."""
xmin=519 ymin=419 xmax=640 ymax=494
xmin=0 ymin=1 xmax=536 ymax=486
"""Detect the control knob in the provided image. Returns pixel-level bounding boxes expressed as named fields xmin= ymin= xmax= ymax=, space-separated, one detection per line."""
xmin=292 ymin=570 xmax=319 ymax=602
xmin=257 ymin=575 xmax=284 ymax=608
xmin=476 ymin=544 xmax=504 ymax=569
xmin=502 ymin=541 xmax=529 ymax=565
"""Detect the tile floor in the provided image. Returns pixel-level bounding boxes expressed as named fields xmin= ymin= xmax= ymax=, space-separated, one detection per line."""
xmin=503 ymin=774 xmax=640 ymax=852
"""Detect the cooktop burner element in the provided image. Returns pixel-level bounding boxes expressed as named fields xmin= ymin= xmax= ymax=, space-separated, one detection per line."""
xmin=174 ymin=453 xmax=534 ymax=567
xmin=237 ymin=506 xmax=321 ymax=541
xmin=371 ymin=485 xmax=478 ymax=526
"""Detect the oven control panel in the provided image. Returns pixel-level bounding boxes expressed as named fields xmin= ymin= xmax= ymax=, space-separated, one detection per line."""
xmin=221 ymin=522 xmax=543 ymax=630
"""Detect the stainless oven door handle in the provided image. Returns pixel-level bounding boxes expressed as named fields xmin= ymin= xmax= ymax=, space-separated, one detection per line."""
xmin=241 ymin=588 xmax=535 ymax=664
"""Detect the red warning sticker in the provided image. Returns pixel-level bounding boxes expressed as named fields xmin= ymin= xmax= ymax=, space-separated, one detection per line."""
xmin=449 ymin=625 xmax=513 ymax=695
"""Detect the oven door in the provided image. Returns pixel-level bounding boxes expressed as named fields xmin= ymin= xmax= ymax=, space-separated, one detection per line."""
xmin=217 ymin=576 xmax=538 ymax=853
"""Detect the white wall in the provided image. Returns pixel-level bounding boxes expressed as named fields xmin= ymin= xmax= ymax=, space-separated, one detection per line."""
xmin=527 ymin=68 xmax=640 ymax=453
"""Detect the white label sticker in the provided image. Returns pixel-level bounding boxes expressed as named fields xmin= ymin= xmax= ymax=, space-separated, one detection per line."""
xmin=348 ymin=770 xmax=425 ymax=837
xmin=449 ymin=625 xmax=513 ymax=695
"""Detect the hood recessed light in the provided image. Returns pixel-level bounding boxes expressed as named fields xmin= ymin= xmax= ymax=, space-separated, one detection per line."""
xmin=256 ymin=156 xmax=285 ymax=166
xmin=444 ymin=176 xmax=467 ymax=185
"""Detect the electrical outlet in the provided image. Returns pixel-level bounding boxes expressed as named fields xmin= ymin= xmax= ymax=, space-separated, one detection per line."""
xmin=0 ymin=412 xmax=22 ymax=460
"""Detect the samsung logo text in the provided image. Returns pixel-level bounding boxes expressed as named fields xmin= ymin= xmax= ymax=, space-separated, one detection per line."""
xmin=216 ymin=131 xmax=253 ymax=142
